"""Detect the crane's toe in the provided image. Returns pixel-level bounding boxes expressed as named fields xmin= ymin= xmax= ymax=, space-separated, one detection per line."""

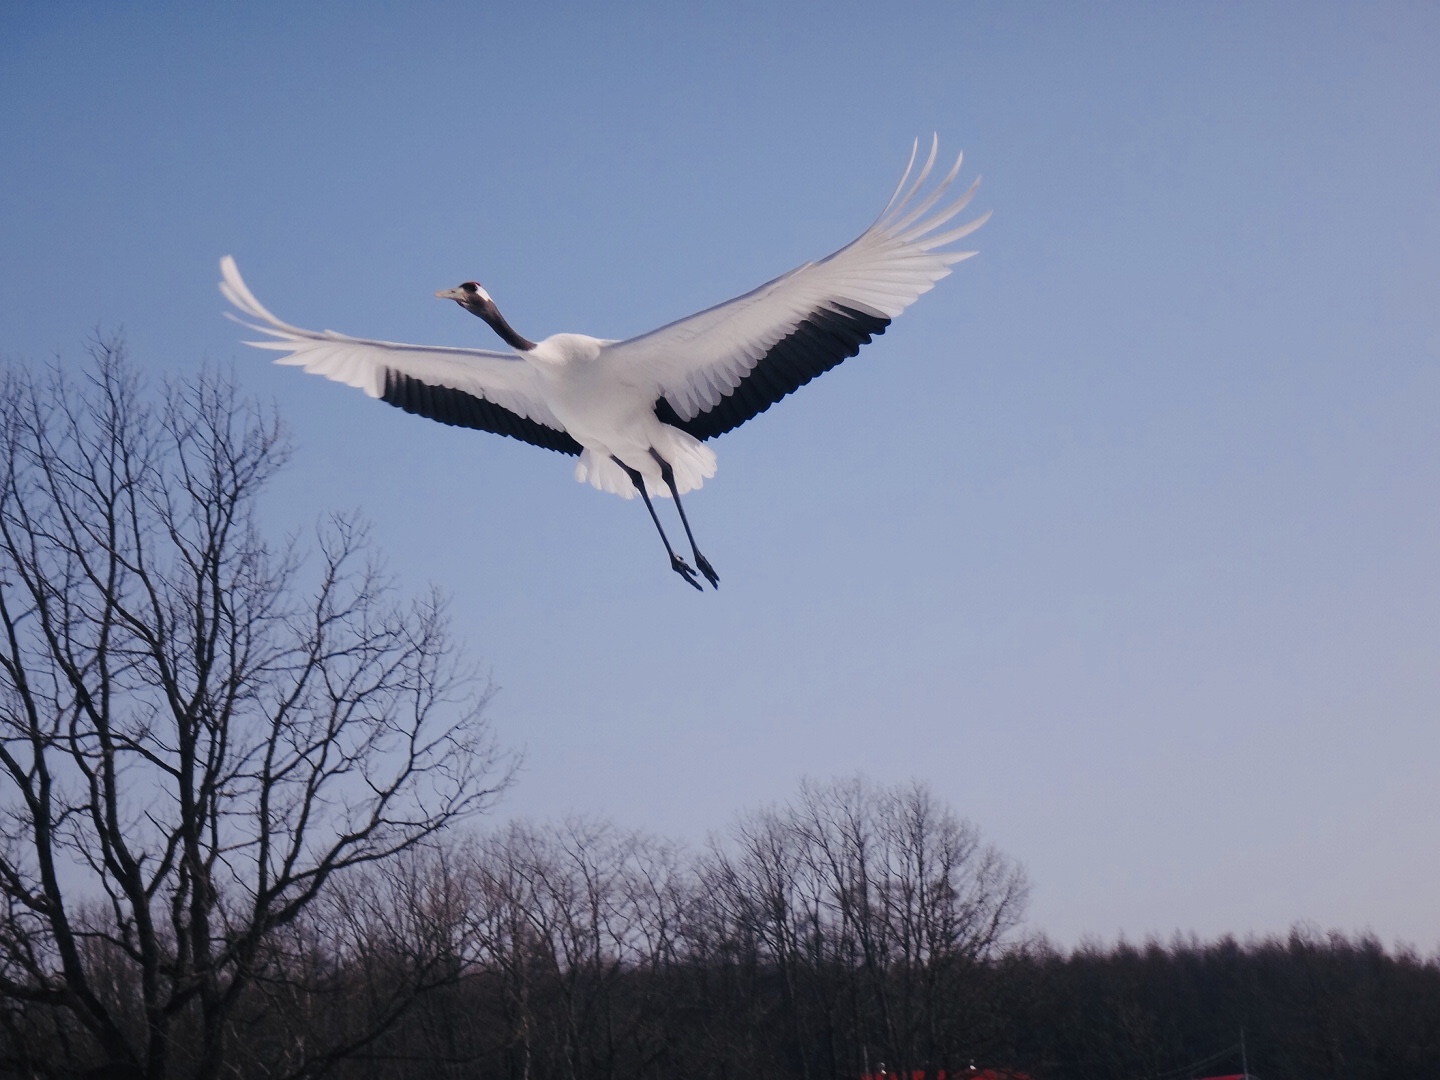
xmin=671 ymin=554 xmax=704 ymax=592
xmin=695 ymin=553 xmax=719 ymax=589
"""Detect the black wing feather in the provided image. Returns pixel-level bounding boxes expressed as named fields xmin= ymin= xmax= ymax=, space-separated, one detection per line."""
xmin=655 ymin=304 xmax=891 ymax=441
xmin=382 ymin=369 xmax=582 ymax=456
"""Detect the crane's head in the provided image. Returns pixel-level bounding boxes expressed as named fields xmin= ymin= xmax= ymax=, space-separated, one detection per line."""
xmin=434 ymin=280 xmax=537 ymax=351
xmin=435 ymin=281 xmax=495 ymax=318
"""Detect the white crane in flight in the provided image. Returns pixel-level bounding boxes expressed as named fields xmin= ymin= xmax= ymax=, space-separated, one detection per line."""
xmin=220 ymin=137 xmax=988 ymax=591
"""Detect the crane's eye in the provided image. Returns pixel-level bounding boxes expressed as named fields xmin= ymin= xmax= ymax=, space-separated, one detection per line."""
xmin=462 ymin=282 xmax=479 ymax=294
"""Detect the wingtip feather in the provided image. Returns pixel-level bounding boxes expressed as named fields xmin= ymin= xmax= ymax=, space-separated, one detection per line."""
xmin=877 ymin=138 xmax=921 ymax=222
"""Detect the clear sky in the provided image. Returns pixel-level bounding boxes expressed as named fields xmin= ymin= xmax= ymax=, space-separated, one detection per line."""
xmin=3 ymin=2 xmax=1438 ymax=949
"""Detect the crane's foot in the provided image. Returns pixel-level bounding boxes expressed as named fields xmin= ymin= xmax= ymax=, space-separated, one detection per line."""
xmin=695 ymin=553 xmax=719 ymax=589
xmin=671 ymin=554 xmax=704 ymax=591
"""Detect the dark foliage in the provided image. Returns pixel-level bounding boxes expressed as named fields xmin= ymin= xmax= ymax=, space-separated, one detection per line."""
xmin=992 ymin=929 xmax=1440 ymax=1080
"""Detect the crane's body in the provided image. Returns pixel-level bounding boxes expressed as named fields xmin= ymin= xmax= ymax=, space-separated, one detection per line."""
xmin=523 ymin=332 xmax=718 ymax=499
xmin=221 ymin=138 xmax=988 ymax=590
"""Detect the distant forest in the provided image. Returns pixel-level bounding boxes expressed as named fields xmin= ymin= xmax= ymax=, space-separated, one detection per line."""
xmin=4 ymin=785 xmax=1438 ymax=1080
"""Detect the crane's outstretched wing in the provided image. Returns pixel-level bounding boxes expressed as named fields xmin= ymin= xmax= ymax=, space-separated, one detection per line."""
xmin=602 ymin=137 xmax=989 ymax=440
xmin=219 ymin=257 xmax=582 ymax=456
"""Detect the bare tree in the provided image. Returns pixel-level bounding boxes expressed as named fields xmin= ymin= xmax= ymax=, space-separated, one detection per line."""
xmin=694 ymin=803 xmax=819 ymax=1080
xmin=792 ymin=777 xmax=1030 ymax=1072
xmin=234 ymin=848 xmax=481 ymax=1080
xmin=464 ymin=818 xmax=685 ymax=1080
xmin=699 ymin=777 xmax=1029 ymax=1078
xmin=0 ymin=341 xmax=514 ymax=1079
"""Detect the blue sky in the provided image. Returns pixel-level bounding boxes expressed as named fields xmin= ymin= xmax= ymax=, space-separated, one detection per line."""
xmin=3 ymin=2 xmax=1438 ymax=947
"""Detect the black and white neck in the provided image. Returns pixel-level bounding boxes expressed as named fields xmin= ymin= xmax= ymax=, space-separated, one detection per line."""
xmin=435 ymin=281 xmax=537 ymax=351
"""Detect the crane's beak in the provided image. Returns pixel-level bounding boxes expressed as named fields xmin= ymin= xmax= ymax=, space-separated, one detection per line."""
xmin=435 ymin=287 xmax=465 ymax=301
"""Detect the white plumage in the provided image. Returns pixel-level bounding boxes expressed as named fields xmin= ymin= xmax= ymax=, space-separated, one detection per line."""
xmin=220 ymin=137 xmax=988 ymax=590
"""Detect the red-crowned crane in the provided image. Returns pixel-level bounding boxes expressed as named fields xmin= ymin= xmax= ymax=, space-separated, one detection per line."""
xmin=220 ymin=137 xmax=988 ymax=590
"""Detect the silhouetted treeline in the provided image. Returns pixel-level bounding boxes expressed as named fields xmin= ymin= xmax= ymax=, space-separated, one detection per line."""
xmin=5 ymin=776 xmax=1438 ymax=1080
xmin=990 ymin=929 xmax=1440 ymax=1080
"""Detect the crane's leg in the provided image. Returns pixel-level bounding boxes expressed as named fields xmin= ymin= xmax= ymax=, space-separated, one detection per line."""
xmin=612 ymin=456 xmax=702 ymax=591
xmin=649 ymin=449 xmax=719 ymax=588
